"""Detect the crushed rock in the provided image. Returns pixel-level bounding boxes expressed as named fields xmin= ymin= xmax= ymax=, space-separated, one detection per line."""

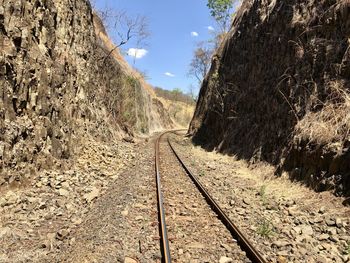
xmin=0 ymin=136 xmax=136 ymax=262
xmin=171 ymin=134 xmax=350 ymax=263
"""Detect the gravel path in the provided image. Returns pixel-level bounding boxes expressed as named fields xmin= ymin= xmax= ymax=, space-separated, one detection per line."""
xmin=159 ymin=137 xmax=250 ymax=263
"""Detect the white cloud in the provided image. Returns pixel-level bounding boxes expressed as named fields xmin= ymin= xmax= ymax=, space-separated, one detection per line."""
xmin=207 ymin=26 xmax=215 ymax=31
xmin=127 ymin=48 xmax=148 ymax=59
xmin=164 ymin=72 xmax=175 ymax=77
xmin=191 ymin=31 xmax=199 ymax=37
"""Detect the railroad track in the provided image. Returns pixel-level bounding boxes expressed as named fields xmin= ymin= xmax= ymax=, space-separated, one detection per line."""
xmin=154 ymin=130 xmax=267 ymax=263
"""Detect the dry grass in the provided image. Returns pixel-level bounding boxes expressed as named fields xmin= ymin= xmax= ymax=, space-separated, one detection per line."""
xmin=189 ymin=144 xmax=309 ymax=201
xmin=184 ymin=141 xmax=349 ymax=219
xmin=294 ymin=80 xmax=350 ymax=150
xmin=171 ymin=136 xmax=350 ymax=255
xmin=259 ymin=0 xmax=277 ymax=22
xmin=291 ymin=5 xmax=311 ymax=26
xmin=234 ymin=162 xmax=310 ymax=201
xmin=156 ymin=97 xmax=194 ymax=128
xmin=168 ymin=102 xmax=194 ymax=128
xmin=188 ymin=144 xmax=347 ymax=215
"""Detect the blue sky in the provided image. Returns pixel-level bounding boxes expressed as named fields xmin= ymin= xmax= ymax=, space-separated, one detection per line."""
xmin=93 ymin=0 xmax=217 ymax=95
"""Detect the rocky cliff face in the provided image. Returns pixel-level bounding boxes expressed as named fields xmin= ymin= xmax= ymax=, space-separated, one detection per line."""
xmin=0 ymin=0 xmax=172 ymax=185
xmin=92 ymin=13 xmax=175 ymax=134
xmin=190 ymin=0 xmax=350 ymax=196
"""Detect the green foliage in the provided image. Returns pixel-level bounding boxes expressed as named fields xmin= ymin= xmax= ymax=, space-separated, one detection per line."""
xmin=172 ymin=88 xmax=182 ymax=101
xmin=207 ymin=0 xmax=234 ymax=32
xmin=172 ymin=87 xmax=182 ymax=95
xmin=126 ymin=75 xmax=138 ymax=87
xmin=154 ymin=87 xmax=195 ymax=105
xmin=257 ymin=219 xmax=275 ymax=238
xmin=119 ymin=74 xmax=142 ymax=128
xmin=123 ymin=110 xmax=132 ymax=120
xmin=207 ymin=0 xmax=233 ymax=18
xmin=259 ymin=185 xmax=268 ymax=205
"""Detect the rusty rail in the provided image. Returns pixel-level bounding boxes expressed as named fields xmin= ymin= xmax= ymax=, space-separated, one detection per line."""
xmin=155 ymin=132 xmax=172 ymax=263
xmin=167 ymin=135 xmax=267 ymax=263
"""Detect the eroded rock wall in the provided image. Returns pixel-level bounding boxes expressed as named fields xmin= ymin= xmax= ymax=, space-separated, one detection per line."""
xmin=0 ymin=0 xmax=172 ymax=184
xmin=190 ymin=0 xmax=350 ymax=195
xmin=1 ymin=0 xmax=97 ymax=181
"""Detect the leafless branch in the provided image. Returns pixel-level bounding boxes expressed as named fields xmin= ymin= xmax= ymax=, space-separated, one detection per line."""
xmin=96 ymin=8 xmax=150 ymax=62
xmin=188 ymin=42 xmax=213 ymax=85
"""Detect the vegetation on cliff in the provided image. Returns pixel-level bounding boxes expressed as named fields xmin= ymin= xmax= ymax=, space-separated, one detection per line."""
xmin=190 ymin=0 xmax=350 ymax=196
xmin=0 ymin=0 xmax=192 ymax=185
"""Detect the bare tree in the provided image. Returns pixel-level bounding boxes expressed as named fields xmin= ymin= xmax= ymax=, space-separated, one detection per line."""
xmin=188 ymin=84 xmax=198 ymax=102
xmin=188 ymin=42 xmax=213 ymax=85
xmin=96 ymin=8 xmax=150 ymax=61
xmin=114 ymin=11 xmax=149 ymax=48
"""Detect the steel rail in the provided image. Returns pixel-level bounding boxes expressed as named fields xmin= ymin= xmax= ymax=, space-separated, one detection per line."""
xmin=155 ymin=129 xmax=187 ymax=262
xmin=167 ymin=136 xmax=267 ymax=263
xmin=155 ymin=132 xmax=172 ymax=263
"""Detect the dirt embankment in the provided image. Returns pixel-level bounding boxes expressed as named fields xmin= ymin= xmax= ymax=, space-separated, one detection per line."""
xmin=189 ymin=0 xmax=350 ymax=196
xmin=153 ymin=87 xmax=195 ymax=128
xmin=0 ymin=0 xmax=177 ymax=185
